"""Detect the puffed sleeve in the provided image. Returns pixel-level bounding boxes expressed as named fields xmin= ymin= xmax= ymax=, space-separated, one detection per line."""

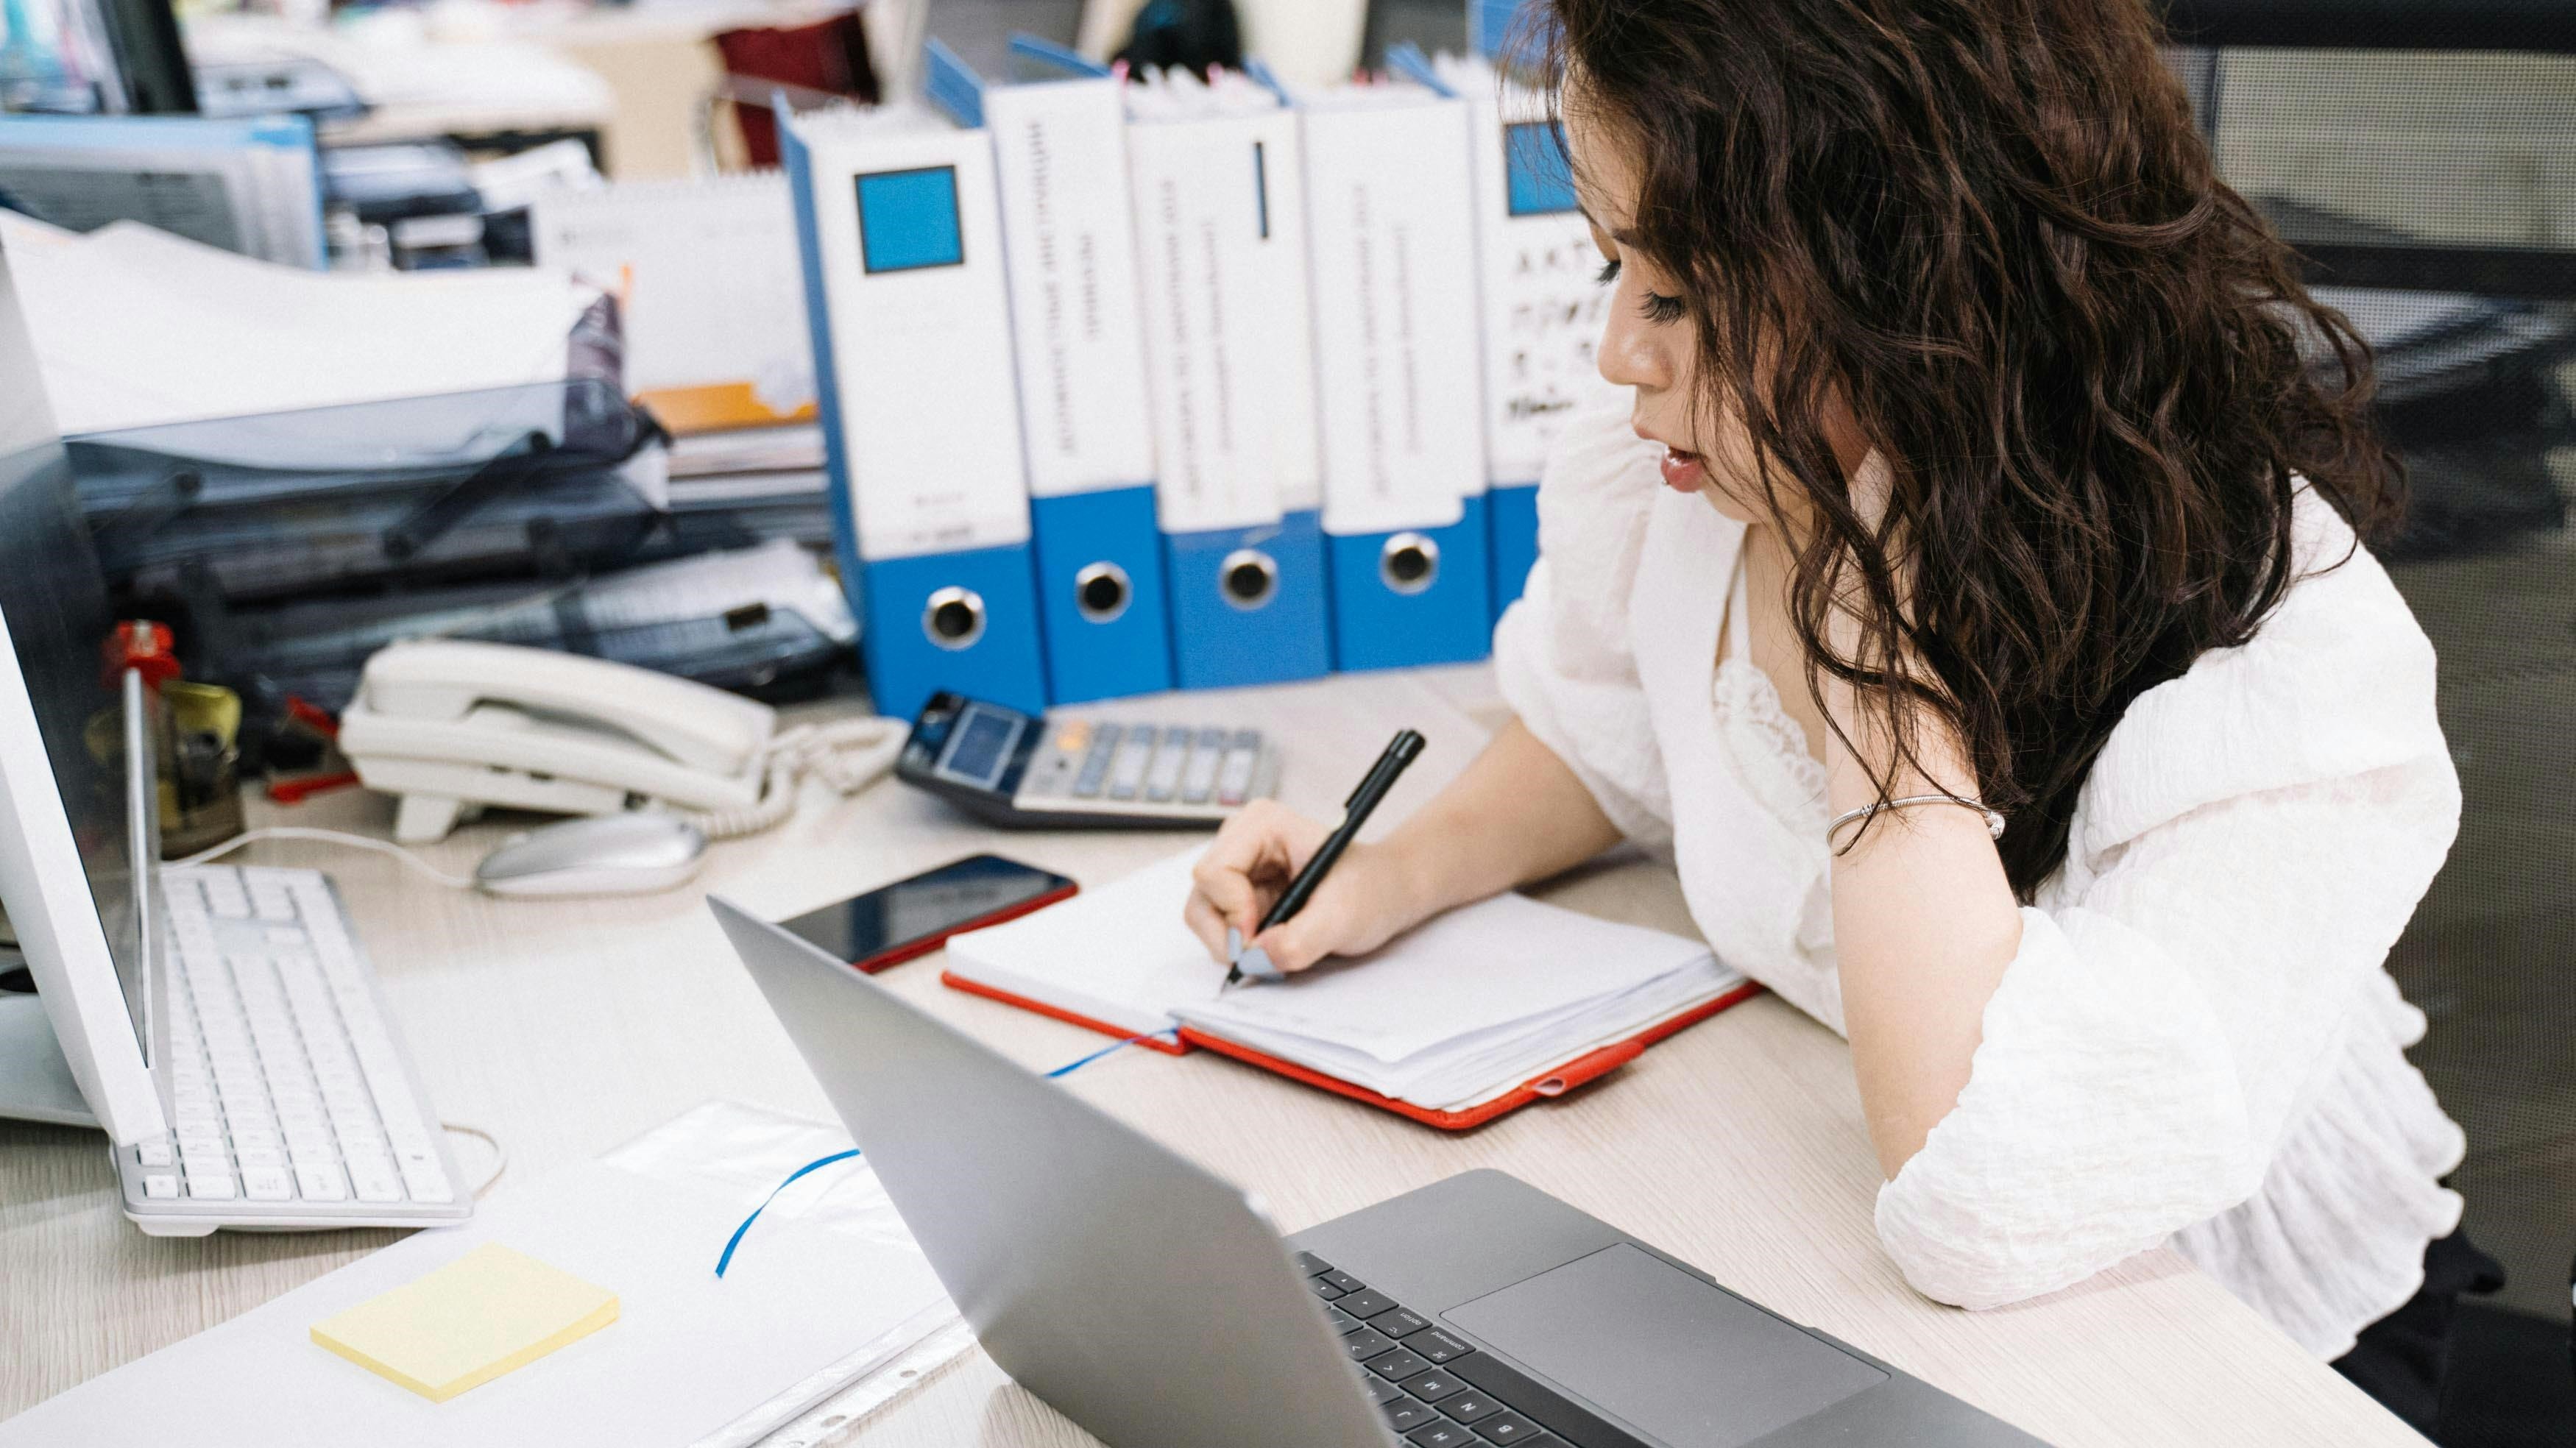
xmin=1871 ymin=499 xmax=2463 ymax=1309
xmin=1490 ymin=388 xmax=1674 ymax=851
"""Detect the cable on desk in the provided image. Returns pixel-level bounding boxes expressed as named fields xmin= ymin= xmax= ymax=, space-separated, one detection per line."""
xmin=715 ymin=1029 xmax=1175 ymax=1277
xmin=679 ymin=716 xmax=907 ymax=840
xmin=441 ymin=1121 xmax=509 ymax=1198
xmin=169 ymin=827 xmax=476 ymax=890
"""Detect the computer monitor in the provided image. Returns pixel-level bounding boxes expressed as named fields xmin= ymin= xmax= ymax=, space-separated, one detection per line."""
xmin=0 ymin=232 xmax=165 ymax=1143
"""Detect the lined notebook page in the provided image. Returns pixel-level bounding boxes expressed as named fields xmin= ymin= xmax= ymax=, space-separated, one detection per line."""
xmin=1181 ymin=895 xmax=1713 ymax=1063
xmin=1175 ymin=895 xmax=1735 ymax=1108
xmin=941 ymin=849 xmax=1227 ymax=1038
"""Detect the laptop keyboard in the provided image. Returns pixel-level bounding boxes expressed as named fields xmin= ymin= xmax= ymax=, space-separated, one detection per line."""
xmin=1297 ymin=1252 xmax=1645 ymax=1448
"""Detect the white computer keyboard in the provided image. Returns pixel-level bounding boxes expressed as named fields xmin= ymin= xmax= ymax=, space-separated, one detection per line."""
xmin=116 ymin=865 xmax=471 ymax=1235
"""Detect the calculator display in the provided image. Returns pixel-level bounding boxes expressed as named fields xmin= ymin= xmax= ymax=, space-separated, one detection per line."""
xmin=935 ymin=704 xmax=1025 ymax=789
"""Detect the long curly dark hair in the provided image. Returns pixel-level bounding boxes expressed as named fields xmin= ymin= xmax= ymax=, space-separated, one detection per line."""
xmin=1538 ymin=0 xmax=2401 ymax=898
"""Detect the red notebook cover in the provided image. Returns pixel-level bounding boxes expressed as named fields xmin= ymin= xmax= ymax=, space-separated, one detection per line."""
xmin=941 ymin=969 xmax=1763 ymax=1127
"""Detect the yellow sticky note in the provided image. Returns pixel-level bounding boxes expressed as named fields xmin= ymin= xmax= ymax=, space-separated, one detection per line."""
xmin=311 ymin=1243 xmax=619 ymax=1402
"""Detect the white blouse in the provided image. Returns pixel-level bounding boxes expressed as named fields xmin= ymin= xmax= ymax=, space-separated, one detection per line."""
xmin=1492 ymin=390 xmax=2469 ymax=1358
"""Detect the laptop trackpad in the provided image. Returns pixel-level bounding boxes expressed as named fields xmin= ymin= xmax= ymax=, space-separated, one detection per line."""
xmin=1443 ymin=1244 xmax=1888 ymax=1448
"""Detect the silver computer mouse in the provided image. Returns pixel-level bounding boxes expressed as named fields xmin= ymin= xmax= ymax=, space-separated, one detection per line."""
xmin=474 ymin=813 xmax=708 ymax=898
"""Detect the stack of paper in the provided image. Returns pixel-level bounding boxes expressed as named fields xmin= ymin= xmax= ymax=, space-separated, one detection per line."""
xmin=944 ymin=848 xmax=1740 ymax=1111
xmin=0 ymin=210 xmax=601 ymax=436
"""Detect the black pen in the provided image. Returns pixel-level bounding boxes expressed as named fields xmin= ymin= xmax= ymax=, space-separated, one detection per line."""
xmin=1225 ymin=728 xmax=1426 ymax=987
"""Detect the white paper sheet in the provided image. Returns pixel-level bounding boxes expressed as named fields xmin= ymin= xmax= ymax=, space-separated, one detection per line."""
xmin=0 ymin=210 xmax=595 ymax=435
xmin=941 ymin=847 xmax=1226 ymax=1038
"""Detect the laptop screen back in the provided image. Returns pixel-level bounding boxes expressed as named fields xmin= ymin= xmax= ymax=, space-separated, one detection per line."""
xmin=0 ymin=242 xmax=148 ymax=1060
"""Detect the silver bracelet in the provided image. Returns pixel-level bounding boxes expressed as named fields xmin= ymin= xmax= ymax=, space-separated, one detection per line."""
xmin=1827 ymin=794 xmax=2006 ymax=852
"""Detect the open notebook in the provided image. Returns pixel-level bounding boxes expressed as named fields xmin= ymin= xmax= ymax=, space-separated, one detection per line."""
xmin=942 ymin=849 xmax=1757 ymax=1129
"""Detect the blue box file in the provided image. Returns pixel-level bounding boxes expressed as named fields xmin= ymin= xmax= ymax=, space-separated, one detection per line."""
xmin=854 ymin=546 xmax=1050 ymax=719
xmin=1487 ymin=481 xmax=1540 ymax=620
xmin=1163 ymin=510 xmax=1333 ymax=689
xmin=1030 ymin=485 xmax=1173 ymax=703
xmin=782 ymin=107 xmax=1049 ymax=719
xmin=1326 ymin=494 xmax=1494 ymax=672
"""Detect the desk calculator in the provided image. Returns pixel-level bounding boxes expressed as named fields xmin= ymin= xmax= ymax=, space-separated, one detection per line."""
xmin=896 ymin=692 xmax=1280 ymax=829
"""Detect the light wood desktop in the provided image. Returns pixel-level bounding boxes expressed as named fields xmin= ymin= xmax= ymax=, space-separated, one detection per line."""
xmin=0 ymin=667 xmax=2422 ymax=1445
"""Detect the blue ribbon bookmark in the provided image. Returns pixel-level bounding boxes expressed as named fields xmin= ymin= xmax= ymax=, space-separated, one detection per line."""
xmin=715 ymin=1029 xmax=1175 ymax=1277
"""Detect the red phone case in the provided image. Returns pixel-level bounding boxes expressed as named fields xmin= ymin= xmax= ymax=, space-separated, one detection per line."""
xmin=848 ymin=879 xmax=1080 ymax=973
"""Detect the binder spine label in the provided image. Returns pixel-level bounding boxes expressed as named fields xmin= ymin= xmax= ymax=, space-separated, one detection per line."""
xmin=1301 ymin=100 xmax=1487 ymax=539
xmin=806 ymin=122 xmax=1033 ymax=561
xmin=1471 ymin=99 xmax=1604 ymax=487
xmin=987 ymin=78 xmax=1157 ymax=499
xmin=1130 ymin=111 xmax=1320 ymax=535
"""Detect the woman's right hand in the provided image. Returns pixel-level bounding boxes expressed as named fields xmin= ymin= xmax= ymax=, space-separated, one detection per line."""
xmin=1182 ymin=800 xmax=1428 ymax=976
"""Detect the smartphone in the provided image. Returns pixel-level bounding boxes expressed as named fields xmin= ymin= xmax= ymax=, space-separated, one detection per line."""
xmin=778 ymin=853 xmax=1078 ymax=973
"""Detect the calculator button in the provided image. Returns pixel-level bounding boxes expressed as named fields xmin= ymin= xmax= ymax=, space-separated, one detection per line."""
xmin=1144 ymin=726 xmax=1191 ymax=803
xmin=1216 ymin=733 xmax=1262 ymax=806
xmin=1106 ymin=729 xmax=1154 ymax=801
xmin=1072 ymin=724 xmax=1121 ymax=798
xmin=1180 ymin=727 xmax=1227 ymax=804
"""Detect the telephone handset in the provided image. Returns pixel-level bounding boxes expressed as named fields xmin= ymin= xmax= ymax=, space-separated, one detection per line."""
xmin=338 ymin=640 xmax=899 ymax=843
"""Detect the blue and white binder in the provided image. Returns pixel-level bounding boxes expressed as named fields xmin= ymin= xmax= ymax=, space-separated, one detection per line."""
xmin=1296 ymin=53 xmax=1492 ymax=672
xmin=778 ymin=96 xmax=1049 ymax=718
xmin=1124 ymin=60 xmax=1332 ymax=689
xmin=935 ymin=36 xmax=1174 ymax=703
xmin=1437 ymin=49 xmax=1603 ymax=619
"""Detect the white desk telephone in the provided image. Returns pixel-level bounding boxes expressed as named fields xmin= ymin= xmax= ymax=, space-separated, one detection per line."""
xmin=337 ymin=641 xmax=900 ymax=843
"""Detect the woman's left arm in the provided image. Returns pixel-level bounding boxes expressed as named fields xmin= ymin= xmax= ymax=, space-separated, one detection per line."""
xmin=1819 ymin=703 xmax=2025 ymax=1180
xmin=1819 ymin=642 xmax=2462 ymax=1310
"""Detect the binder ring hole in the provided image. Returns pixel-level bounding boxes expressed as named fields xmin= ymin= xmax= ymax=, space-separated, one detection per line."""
xmin=1220 ymin=550 xmax=1279 ymax=611
xmin=1532 ymin=1076 xmax=1569 ymax=1097
xmin=1381 ymin=533 xmax=1440 ymax=595
xmin=922 ymin=586 xmax=987 ymax=650
xmin=1074 ymin=562 xmax=1132 ymax=624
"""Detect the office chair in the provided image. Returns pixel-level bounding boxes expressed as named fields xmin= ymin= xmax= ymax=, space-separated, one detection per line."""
xmin=2163 ymin=3 xmax=2576 ymax=1441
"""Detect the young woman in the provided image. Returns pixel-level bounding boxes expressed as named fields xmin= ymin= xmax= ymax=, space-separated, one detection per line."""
xmin=1184 ymin=0 xmax=2486 ymax=1428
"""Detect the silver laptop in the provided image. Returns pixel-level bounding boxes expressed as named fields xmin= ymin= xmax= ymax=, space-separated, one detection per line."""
xmin=710 ymin=898 xmax=2042 ymax=1448
xmin=0 ymin=237 xmax=467 ymax=1235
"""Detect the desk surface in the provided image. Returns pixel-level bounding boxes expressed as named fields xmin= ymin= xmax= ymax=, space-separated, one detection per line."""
xmin=0 ymin=667 xmax=2420 ymax=1445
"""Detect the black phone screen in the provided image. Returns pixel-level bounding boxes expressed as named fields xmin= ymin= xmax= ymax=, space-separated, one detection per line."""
xmin=778 ymin=853 xmax=1074 ymax=968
